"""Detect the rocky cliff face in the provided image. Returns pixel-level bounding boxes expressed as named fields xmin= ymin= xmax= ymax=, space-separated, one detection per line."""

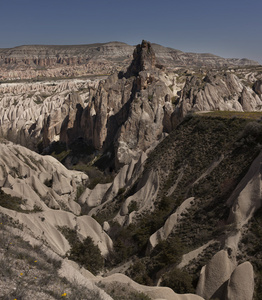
xmin=62 ymin=41 xmax=175 ymax=167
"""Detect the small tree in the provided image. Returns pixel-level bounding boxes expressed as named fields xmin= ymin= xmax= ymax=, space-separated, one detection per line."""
xmin=69 ymin=236 xmax=104 ymax=275
xmin=161 ymin=268 xmax=194 ymax=294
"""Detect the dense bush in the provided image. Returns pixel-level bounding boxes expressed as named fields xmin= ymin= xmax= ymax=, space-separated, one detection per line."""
xmin=69 ymin=236 xmax=104 ymax=275
xmin=150 ymin=237 xmax=184 ymax=272
xmin=161 ymin=268 xmax=194 ymax=294
xmin=0 ymin=188 xmax=26 ymax=212
xmin=127 ymin=237 xmax=184 ymax=286
xmin=59 ymin=227 xmax=104 ymax=275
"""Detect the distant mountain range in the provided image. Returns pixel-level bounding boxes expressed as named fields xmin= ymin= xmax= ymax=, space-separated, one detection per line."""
xmin=0 ymin=41 xmax=259 ymax=81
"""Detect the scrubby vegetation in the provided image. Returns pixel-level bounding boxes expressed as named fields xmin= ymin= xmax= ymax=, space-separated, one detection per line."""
xmin=0 ymin=188 xmax=26 ymax=212
xmin=238 ymin=205 xmax=262 ymax=300
xmin=97 ymin=282 xmax=151 ymax=300
xmin=0 ymin=214 xmax=105 ymax=300
xmin=58 ymin=226 xmax=104 ymax=275
xmin=47 ymin=140 xmax=114 ymax=189
xmin=104 ymin=114 xmax=262 ymax=293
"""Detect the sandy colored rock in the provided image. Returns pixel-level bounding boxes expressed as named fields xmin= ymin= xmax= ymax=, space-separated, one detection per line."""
xmin=196 ymin=250 xmax=236 ymax=299
xmin=226 ymin=262 xmax=254 ymax=300
xmin=0 ymin=141 xmax=88 ymax=214
xmin=227 ymin=150 xmax=262 ymax=227
xmin=149 ymin=197 xmax=194 ymax=250
xmin=95 ymin=273 xmax=204 ymax=300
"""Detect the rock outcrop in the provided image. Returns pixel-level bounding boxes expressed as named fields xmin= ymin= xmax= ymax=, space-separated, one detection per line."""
xmin=0 ymin=141 xmax=88 ymax=214
xmin=71 ymin=40 xmax=175 ymax=167
xmin=0 ymin=78 xmax=99 ymax=150
xmin=196 ymin=250 xmax=236 ymax=299
xmin=173 ymin=72 xmax=262 ymax=121
xmin=196 ymin=251 xmax=254 ymax=300
xmin=226 ymin=262 xmax=254 ymax=300
xmin=227 ymin=150 xmax=262 ymax=228
xmin=0 ymin=141 xmax=113 ymax=256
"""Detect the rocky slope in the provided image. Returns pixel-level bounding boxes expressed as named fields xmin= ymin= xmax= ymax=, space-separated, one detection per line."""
xmin=82 ymin=114 xmax=262 ymax=300
xmin=0 ymin=41 xmax=259 ymax=81
xmin=0 ymin=140 xmax=205 ymax=300
xmin=1 ymin=114 xmax=261 ymax=299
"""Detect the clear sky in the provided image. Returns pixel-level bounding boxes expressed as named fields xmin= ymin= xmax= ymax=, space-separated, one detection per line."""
xmin=1 ymin=0 xmax=261 ymax=63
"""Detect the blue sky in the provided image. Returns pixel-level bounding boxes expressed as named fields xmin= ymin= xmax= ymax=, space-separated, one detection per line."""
xmin=1 ymin=0 xmax=261 ymax=63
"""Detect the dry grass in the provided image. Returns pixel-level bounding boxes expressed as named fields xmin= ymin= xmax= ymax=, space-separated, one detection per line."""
xmin=97 ymin=281 xmax=151 ymax=300
xmin=0 ymin=213 xmax=105 ymax=300
xmin=196 ymin=110 xmax=262 ymax=120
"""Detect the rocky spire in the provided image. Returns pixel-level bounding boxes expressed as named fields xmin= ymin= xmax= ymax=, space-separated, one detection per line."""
xmin=125 ymin=40 xmax=156 ymax=77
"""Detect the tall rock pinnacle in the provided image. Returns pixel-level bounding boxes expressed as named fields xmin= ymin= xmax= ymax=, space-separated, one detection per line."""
xmin=126 ymin=40 xmax=156 ymax=77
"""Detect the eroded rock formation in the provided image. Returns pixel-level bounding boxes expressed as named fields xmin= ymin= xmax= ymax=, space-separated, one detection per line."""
xmin=173 ymin=72 xmax=262 ymax=122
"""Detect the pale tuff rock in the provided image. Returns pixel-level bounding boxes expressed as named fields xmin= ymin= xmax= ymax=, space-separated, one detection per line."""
xmin=1 ymin=206 xmax=113 ymax=257
xmin=239 ymin=86 xmax=261 ymax=111
xmin=0 ymin=141 xmax=113 ymax=257
xmin=125 ymin=40 xmax=157 ymax=76
xmin=78 ymin=183 xmax=111 ymax=208
xmin=80 ymin=152 xmax=148 ymax=222
xmin=254 ymin=79 xmax=262 ymax=95
xmin=196 ymin=250 xmax=254 ymax=300
xmin=149 ymin=197 xmax=195 ymax=250
xmin=174 ymin=72 xmax=262 ymax=121
xmin=0 ymin=141 xmax=88 ymax=213
xmin=0 ymin=79 xmax=99 ymax=150
xmin=225 ymin=262 xmax=254 ymax=300
xmin=76 ymin=41 xmax=174 ymax=166
xmin=114 ymin=169 xmax=159 ymax=226
xmin=196 ymin=250 xmax=236 ymax=299
xmin=48 ymin=91 xmax=84 ymax=147
xmin=114 ymin=75 xmax=173 ymax=166
xmin=227 ymin=150 xmax=262 ymax=228
xmin=95 ymin=273 xmax=204 ymax=300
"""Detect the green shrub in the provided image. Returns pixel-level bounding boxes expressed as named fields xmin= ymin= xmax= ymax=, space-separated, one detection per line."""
xmin=0 ymin=188 xmax=26 ymax=212
xmin=69 ymin=236 xmax=104 ymax=275
xmin=149 ymin=237 xmax=184 ymax=273
xmin=161 ymin=268 xmax=194 ymax=294
xmin=128 ymin=201 xmax=138 ymax=213
xmin=127 ymin=259 xmax=153 ymax=285
xmin=58 ymin=226 xmax=104 ymax=275
xmin=75 ymin=185 xmax=85 ymax=202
